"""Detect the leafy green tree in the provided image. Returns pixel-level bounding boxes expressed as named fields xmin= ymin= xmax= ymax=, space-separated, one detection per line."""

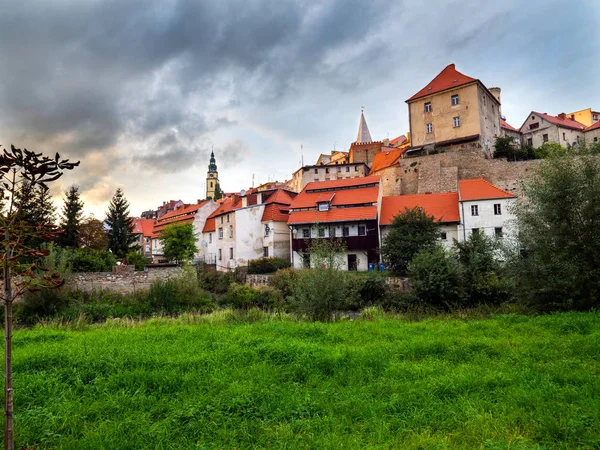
xmin=159 ymin=222 xmax=198 ymax=264
xmin=105 ymin=188 xmax=137 ymax=259
xmin=0 ymin=144 xmax=78 ymax=449
xmin=407 ymin=246 xmax=461 ymax=309
xmin=57 ymin=185 xmax=84 ymax=248
xmin=381 ymin=207 xmax=440 ymax=275
xmin=534 ymin=142 xmax=567 ymax=159
xmin=214 ymin=182 xmax=223 ymax=200
xmin=512 ymin=155 xmax=600 ymax=310
xmin=126 ymin=249 xmax=150 ymax=271
xmin=493 ymin=135 xmax=518 ymax=159
xmin=79 ymin=215 xmax=108 ymax=250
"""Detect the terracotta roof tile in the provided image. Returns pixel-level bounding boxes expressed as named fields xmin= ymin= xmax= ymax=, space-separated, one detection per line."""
xmin=525 ymin=112 xmax=586 ymax=131
xmin=585 ymin=121 xmax=600 ymax=131
xmin=202 ymin=217 xmax=216 ymax=233
xmin=132 ymin=218 xmax=155 ymax=236
xmin=369 ymin=148 xmax=405 ymax=174
xmin=380 ymin=193 xmax=460 ymax=225
xmin=459 ymin=178 xmax=516 ymax=201
xmin=389 ymin=135 xmax=407 ymax=146
xmin=500 ymin=119 xmax=519 ymax=132
xmin=288 ymin=206 xmax=377 ymax=225
xmin=290 ymin=186 xmax=379 ymax=209
xmin=304 ymin=175 xmax=380 ymax=191
xmin=406 ymin=64 xmax=481 ymax=103
xmin=261 ymin=204 xmax=289 ymax=222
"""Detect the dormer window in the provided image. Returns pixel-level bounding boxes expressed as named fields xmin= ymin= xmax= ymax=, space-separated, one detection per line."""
xmin=318 ymin=203 xmax=329 ymax=212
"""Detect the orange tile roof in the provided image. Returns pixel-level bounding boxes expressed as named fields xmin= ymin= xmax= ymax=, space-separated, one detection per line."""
xmin=132 ymin=218 xmax=155 ymax=237
xmin=263 ymin=189 xmax=295 ymax=205
xmin=291 ymin=186 xmax=379 ymax=209
xmin=585 ymin=121 xmax=600 ymax=131
xmin=288 ymin=206 xmax=377 ymax=225
xmin=458 ymin=178 xmax=516 ymax=201
xmin=262 ymin=203 xmax=290 ymax=222
xmin=524 ymin=112 xmax=586 ymax=131
xmin=380 ymin=193 xmax=460 ymax=225
xmin=202 ymin=217 xmax=216 ymax=233
xmin=303 ymin=175 xmax=380 ymax=191
xmin=152 ymin=202 xmax=209 ymax=238
xmin=389 ymin=135 xmax=407 ymax=146
xmin=406 ymin=64 xmax=481 ymax=103
xmin=369 ymin=148 xmax=405 ymax=173
xmin=500 ymin=119 xmax=519 ymax=132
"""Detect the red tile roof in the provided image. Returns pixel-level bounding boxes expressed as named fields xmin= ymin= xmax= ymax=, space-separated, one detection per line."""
xmin=389 ymin=135 xmax=407 ymax=146
xmin=291 ymin=186 xmax=379 ymax=209
xmin=406 ymin=64 xmax=481 ymax=103
xmin=288 ymin=206 xmax=377 ymax=225
xmin=303 ymin=175 xmax=380 ymax=191
xmin=152 ymin=202 xmax=209 ymax=238
xmin=369 ymin=148 xmax=405 ymax=174
xmin=202 ymin=217 xmax=216 ymax=233
xmin=262 ymin=204 xmax=290 ymax=222
xmin=585 ymin=121 xmax=600 ymax=131
xmin=380 ymin=193 xmax=460 ymax=225
xmin=500 ymin=119 xmax=519 ymax=132
xmin=525 ymin=112 xmax=586 ymax=131
xmin=263 ymin=189 xmax=295 ymax=205
xmin=132 ymin=218 xmax=155 ymax=237
xmin=458 ymin=178 xmax=516 ymax=201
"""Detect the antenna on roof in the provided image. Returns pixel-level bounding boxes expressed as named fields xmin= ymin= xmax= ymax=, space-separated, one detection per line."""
xmin=301 ymin=144 xmax=304 ymax=167
xmin=252 ymin=173 xmax=255 ymax=187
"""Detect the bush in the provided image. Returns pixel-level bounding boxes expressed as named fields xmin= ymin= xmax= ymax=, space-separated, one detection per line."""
xmin=269 ymin=268 xmax=299 ymax=300
xmin=71 ymin=248 xmax=117 ymax=272
xmin=220 ymin=283 xmax=259 ymax=309
xmin=407 ymin=246 xmax=461 ymax=310
xmin=18 ymin=287 xmax=71 ymax=321
xmin=248 ymin=257 xmax=291 ymax=274
xmin=197 ymin=268 xmax=235 ymax=294
xmin=126 ymin=250 xmax=150 ymax=271
xmin=255 ymin=286 xmax=285 ymax=312
xmin=534 ymin=142 xmax=567 ymax=159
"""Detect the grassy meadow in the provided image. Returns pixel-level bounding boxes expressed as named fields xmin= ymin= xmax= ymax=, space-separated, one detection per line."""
xmin=5 ymin=310 xmax=600 ymax=449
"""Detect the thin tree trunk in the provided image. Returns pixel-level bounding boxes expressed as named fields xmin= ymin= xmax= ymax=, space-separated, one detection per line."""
xmin=4 ymin=227 xmax=14 ymax=450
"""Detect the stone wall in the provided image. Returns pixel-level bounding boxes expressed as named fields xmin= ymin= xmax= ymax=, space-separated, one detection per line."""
xmin=379 ymin=147 xmax=540 ymax=197
xmin=246 ymin=274 xmax=272 ymax=287
xmin=67 ymin=265 xmax=184 ymax=294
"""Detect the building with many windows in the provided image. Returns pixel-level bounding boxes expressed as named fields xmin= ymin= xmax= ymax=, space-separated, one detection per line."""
xmin=519 ymin=111 xmax=586 ymax=148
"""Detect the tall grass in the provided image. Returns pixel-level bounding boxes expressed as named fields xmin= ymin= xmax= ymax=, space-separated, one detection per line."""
xmin=6 ymin=311 xmax=600 ymax=449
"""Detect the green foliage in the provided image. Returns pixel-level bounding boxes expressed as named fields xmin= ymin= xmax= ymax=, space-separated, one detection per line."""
xmin=408 ymin=246 xmax=461 ymax=309
xmin=255 ymin=286 xmax=285 ymax=312
xmin=159 ymin=222 xmax=198 ymax=263
xmin=268 ymin=268 xmax=299 ymax=300
xmin=213 ymin=182 xmax=223 ymax=200
xmin=512 ymin=155 xmax=600 ymax=310
xmin=248 ymin=257 xmax=291 ymax=274
xmin=220 ymin=283 xmax=259 ymax=309
xmin=79 ymin=215 xmax=108 ymax=250
xmin=454 ymin=232 xmax=509 ymax=306
xmin=126 ymin=250 xmax=150 ymax=271
xmin=71 ymin=248 xmax=117 ymax=272
xmin=8 ymin=312 xmax=600 ymax=448
xmin=534 ymin=142 xmax=567 ymax=159
xmin=57 ymin=185 xmax=84 ymax=248
xmin=197 ymin=268 xmax=235 ymax=294
xmin=381 ymin=207 xmax=440 ymax=275
xmin=493 ymin=136 xmax=536 ymax=161
xmin=105 ymin=188 xmax=137 ymax=259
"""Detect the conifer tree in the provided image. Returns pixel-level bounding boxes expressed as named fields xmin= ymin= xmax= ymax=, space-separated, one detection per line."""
xmin=33 ymin=185 xmax=57 ymax=226
xmin=57 ymin=185 xmax=84 ymax=248
xmin=214 ymin=182 xmax=223 ymax=200
xmin=105 ymin=188 xmax=137 ymax=259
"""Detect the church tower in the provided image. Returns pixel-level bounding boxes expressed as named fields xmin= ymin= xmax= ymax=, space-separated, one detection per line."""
xmin=206 ymin=150 xmax=219 ymax=200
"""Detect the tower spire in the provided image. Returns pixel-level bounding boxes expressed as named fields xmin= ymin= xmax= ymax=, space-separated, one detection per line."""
xmin=356 ymin=108 xmax=372 ymax=143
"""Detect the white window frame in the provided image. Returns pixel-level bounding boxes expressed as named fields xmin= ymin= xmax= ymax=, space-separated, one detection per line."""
xmin=451 ymin=94 xmax=459 ymax=105
xmin=426 ymin=123 xmax=433 ymax=133
xmin=453 ymin=116 xmax=460 ymax=128
xmin=471 ymin=205 xmax=479 ymax=216
xmin=494 ymin=203 xmax=502 ymax=215
xmin=424 ymin=102 xmax=432 ymax=112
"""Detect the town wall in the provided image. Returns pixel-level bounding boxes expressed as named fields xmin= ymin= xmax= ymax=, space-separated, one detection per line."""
xmin=66 ymin=265 xmax=184 ymax=294
xmin=378 ymin=147 xmax=540 ymax=197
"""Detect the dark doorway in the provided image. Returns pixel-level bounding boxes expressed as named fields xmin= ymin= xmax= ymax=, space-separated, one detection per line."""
xmin=302 ymin=253 xmax=311 ymax=268
xmin=348 ymin=254 xmax=357 ymax=271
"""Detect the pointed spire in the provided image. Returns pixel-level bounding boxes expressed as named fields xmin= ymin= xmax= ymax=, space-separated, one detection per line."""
xmin=208 ymin=147 xmax=217 ymax=172
xmin=356 ymin=108 xmax=373 ymax=143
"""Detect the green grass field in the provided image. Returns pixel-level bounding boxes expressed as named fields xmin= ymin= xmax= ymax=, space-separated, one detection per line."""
xmin=5 ymin=311 xmax=600 ymax=449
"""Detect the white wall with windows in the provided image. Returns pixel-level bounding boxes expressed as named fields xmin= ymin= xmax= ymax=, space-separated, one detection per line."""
xmin=458 ymin=197 xmax=517 ymax=243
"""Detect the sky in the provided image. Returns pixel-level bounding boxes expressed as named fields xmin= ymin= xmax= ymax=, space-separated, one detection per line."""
xmin=0 ymin=0 xmax=599 ymax=218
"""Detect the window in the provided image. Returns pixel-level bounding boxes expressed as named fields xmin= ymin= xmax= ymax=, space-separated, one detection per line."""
xmin=330 ymin=226 xmax=336 ymax=238
xmin=264 ymin=225 xmax=270 ymax=237
xmin=527 ymin=138 xmax=533 ymax=146
xmin=341 ymin=226 xmax=349 ymax=237
xmin=318 ymin=203 xmax=329 ymax=211
xmin=471 ymin=205 xmax=479 ymax=216
xmin=346 ymin=167 xmax=350 ymax=172
xmin=325 ymin=168 xmax=330 ymax=174
xmin=218 ymin=249 xmax=222 ymax=261
xmin=354 ymin=166 xmax=359 ymax=172
xmin=314 ymin=168 xmax=318 ymax=174
xmin=495 ymin=227 xmax=503 ymax=238
xmin=595 ymin=137 xmax=598 ymax=142
xmin=424 ymin=102 xmax=432 ymax=112
xmin=451 ymin=94 xmax=459 ymax=105
xmin=145 ymin=237 xmax=150 ymax=243
xmin=529 ymin=122 xmax=539 ymax=130
xmin=337 ymin=167 xmax=341 ymax=172
xmin=325 ymin=178 xmax=330 ymax=181
xmin=220 ymin=216 xmax=223 ymax=224
xmin=302 ymin=228 xmax=310 ymax=238
xmin=229 ymin=248 xmax=233 ymax=259
xmin=209 ymin=233 xmax=212 ymax=243
xmin=472 ymin=228 xmax=480 ymax=236
xmin=358 ymin=225 xmax=366 ymax=236
xmin=218 ymin=227 xmax=223 ymax=239
xmin=563 ymin=132 xmax=566 ymax=140
xmin=594 ymin=114 xmax=598 ymax=121
xmin=210 ymin=181 xmax=213 ymax=188
xmin=263 ymin=246 xmax=268 ymax=257
xmin=145 ymin=245 xmax=150 ymax=252
xmin=229 ymin=225 xmax=233 ymax=238
xmin=426 ymin=123 xmax=433 ymax=133
xmin=440 ymin=232 xmax=447 ymax=240
xmin=227 ymin=215 xmax=230 ymax=223
xmin=543 ymin=134 xmax=548 ymax=143
xmin=318 ymin=227 xmax=325 ymax=237
xmin=453 ymin=116 xmax=460 ymax=128
xmin=494 ymin=203 xmax=502 ymax=215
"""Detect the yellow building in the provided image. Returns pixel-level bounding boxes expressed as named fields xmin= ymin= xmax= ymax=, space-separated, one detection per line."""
xmin=405 ymin=64 xmax=501 ymax=157
xmin=206 ymin=151 xmax=219 ymax=200
xmin=566 ymin=108 xmax=600 ymax=127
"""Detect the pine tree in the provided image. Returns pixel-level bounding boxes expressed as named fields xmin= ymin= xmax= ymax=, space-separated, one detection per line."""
xmin=32 ymin=186 xmax=57 ymax=226
xmin=214 ymin=182 xmax=223 ymax=200
xmin=105 ymin=188 xmax=137 ymax=259
xmin=57 ymin=185 xmax=84 ymax=248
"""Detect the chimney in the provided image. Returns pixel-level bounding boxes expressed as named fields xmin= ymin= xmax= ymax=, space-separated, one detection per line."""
xmin=489 ymin=87 xmax=501 ymax=115
xmin=558 ymin=113 xmax=567 ymax=120
xmin=257 ymin=192 xmax=263 ymax=204
xmin=241 ymin=195 xmax=248 ymax=208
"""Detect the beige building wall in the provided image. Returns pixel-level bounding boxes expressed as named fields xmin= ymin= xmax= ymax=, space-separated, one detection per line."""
xmin=215 ymin=211 xmax=236 ymax=271
xmin=585 ymin=127 xmax=600 ymax=144
xmin=520 ymin=114 xmax=583 ymax=148
xmin=409 ymin=83 xmax=481 ymax=148
xmin=263 ymin=220 xmax=291 ymax=261
xmin=288 ymin=163 xmax=368 ymax=192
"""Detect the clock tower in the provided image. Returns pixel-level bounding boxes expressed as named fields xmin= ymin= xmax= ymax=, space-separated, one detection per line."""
xmin=206 ymin=150 xmax=219 ymax=200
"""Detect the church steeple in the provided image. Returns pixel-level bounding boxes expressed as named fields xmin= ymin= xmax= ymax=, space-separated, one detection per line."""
xmin=356 ymin=108 xmax=373 ymax=143
xmin=206 ymin=149 xmax=220 ymax=200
